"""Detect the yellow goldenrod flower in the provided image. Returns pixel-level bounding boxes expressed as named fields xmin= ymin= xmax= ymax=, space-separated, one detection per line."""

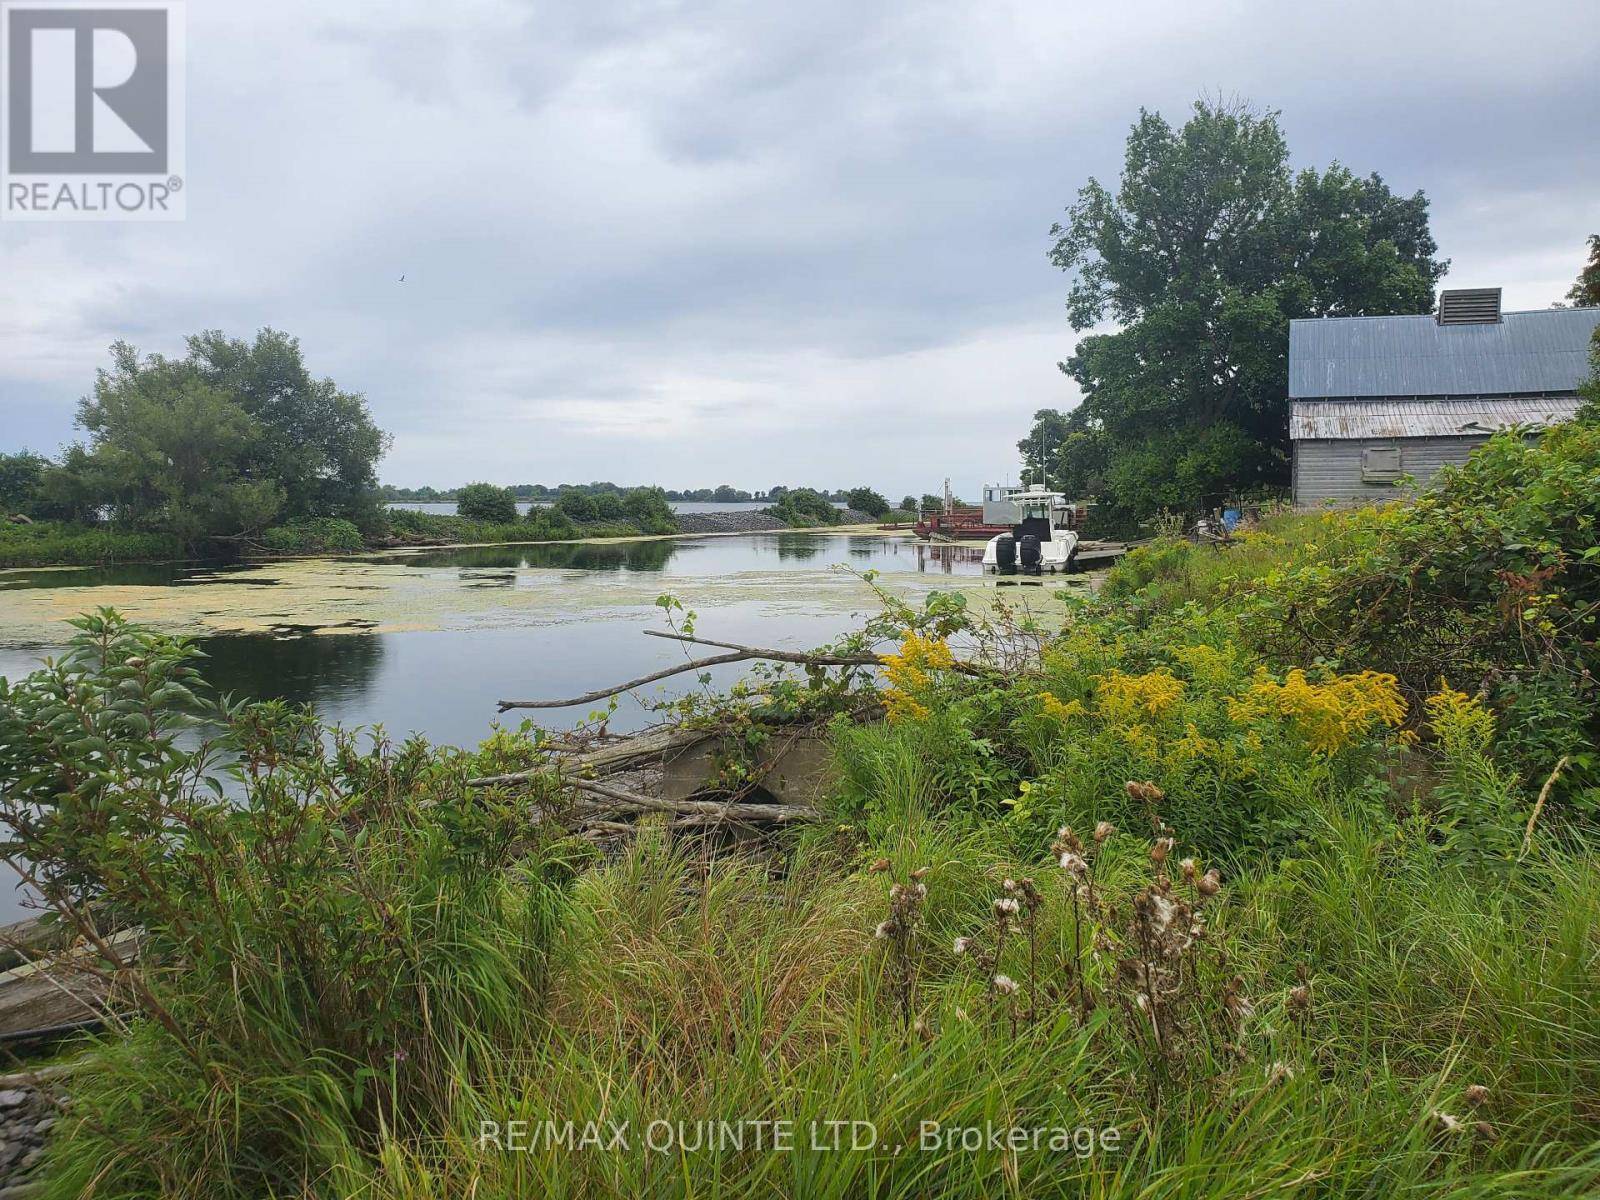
xmin=1095 ymin=668 xmax=1185 ymax=724
xmin=1227 ymin=667 xmax=1405 ymax=755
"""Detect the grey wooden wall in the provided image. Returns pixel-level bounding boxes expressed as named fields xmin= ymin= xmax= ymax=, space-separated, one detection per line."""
xmin=1291 ymin=436 xmax=1491 ymax=507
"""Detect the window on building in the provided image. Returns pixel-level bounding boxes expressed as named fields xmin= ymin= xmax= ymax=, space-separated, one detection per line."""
xmin=1361 ymin=445 xmax=1403 ymax=483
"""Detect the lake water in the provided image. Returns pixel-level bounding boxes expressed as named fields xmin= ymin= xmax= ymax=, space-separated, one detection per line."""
xmin=387 ymin=500 xmax=818 ymax=516
xmin=0 ymin=534 xmax=1031 ymax=749
xmin=0 ymin=532 xmax=1085 ymax=921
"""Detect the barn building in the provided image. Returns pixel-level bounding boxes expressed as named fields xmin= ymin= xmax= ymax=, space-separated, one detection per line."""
xmin=1289 ymin=289 xmax=1600 ymax=508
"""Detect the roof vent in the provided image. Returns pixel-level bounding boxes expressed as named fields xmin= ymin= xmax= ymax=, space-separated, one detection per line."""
xmin=1437 ymin=287 xmax=1502 ymax=325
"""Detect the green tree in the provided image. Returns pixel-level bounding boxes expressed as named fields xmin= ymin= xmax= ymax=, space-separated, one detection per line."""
xmin=0 ymin=450 xmax=48 ymax=515
xmin=1566 ymin=235 xmax=1600 ymax=307
xmin=58 ymin=332 xmax=389 ymax=546
xmin=1047 ymin=98 xmax=1446 ymax=518
xmin=456 ymin=482 xmax=519 ymax=524
xmin=158 ymin=330 xmax=387 ymax=525
xmin=71 ymin=353 xmax=281 ymax=545
xmin=1016 ymin=410 xmax=1074 ymax=487
xmin=846 ymin=486 xmax=890 ymax=517
xmin=899 ymin=495 xmax=916 ymax=513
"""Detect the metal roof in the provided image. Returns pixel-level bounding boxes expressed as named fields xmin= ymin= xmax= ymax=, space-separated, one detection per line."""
xmin=1290 ymin=397 xmax=1582 ymax=440
xmin=1289 ymin=306 xmax=1600 ymax=399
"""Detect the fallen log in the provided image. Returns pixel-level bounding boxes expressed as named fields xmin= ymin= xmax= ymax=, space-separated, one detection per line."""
xmin=466 ymin=724 xmax=711 ymax=788
xmin=0 ymin=927 xmax=143 ymax=1038
xmin=570 ymin=777 xmax=811 ymax=824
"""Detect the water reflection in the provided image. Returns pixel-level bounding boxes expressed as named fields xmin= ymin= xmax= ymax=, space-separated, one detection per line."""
xmin=389 ymin=539 xmax=678 ymax=573
xmin=384 ymin=534 xmax=986 ymax=577
xmin=193 ymin=630 xmax=388 ymax=711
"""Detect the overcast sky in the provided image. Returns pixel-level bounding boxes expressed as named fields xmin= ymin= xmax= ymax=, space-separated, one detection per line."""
xmin=2 ymin=0 xmax=1596 ymax=498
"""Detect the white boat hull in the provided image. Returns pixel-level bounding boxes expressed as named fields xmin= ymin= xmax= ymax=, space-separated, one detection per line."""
xmin=982 ymin=529 xmax=1078 ymax=573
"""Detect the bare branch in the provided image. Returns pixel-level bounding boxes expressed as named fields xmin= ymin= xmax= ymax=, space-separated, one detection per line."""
xmin=496 ymin=635 xmax=883 ymax=712
xmin=496 ymin=650 xmax=760 ymax=711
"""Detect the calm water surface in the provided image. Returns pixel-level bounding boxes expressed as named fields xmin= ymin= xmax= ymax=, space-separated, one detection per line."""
xmin=0 ymin=533 xmax=1027 ymax=920
xmin=0 ymin=534 xmax=993 ymax=748
xmin=387 ymin=500 xmax=805 ymax=515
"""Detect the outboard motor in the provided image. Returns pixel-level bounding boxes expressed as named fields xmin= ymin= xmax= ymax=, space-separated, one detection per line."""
xmin=994 ymin=533 xmax=1016 ymax=573
xmin=1019 ymin=534 xmax=1041 ymax=574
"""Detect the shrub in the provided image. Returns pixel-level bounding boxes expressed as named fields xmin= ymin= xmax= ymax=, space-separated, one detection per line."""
xmin=846 ymin=486 xmax=890 ymax=518
xmin=260 ymin=516 xmax=364 ymax=554
xmin=553 ymin=490 xmax=595 ymax=522
xmin=455 ymin=482 xmax=520 ymax=524
xmin=524 ymin=505 xmax=577 ymax=539
xmin=0 ymin=611 xmax=573 ymax=1197
xmin=766 ymin=487 xmax=841 ymax=527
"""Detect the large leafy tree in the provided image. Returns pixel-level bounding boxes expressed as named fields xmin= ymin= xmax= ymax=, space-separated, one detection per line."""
xmin=1566 ymin=234 xmax=1600 ymax=307
xmin=1046 ymin=98 xmax=1447 ymax=517
xmin=64 ymin=330 xmax=389 ymax=545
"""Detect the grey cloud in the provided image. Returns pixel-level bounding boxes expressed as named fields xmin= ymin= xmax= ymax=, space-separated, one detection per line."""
xmin=1 ymin=0 xmax=1596 ymax=496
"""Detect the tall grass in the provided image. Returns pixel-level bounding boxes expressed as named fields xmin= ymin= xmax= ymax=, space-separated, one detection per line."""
xmin=9 ymin=496 xmax=1600 ymax=1200
xmin=0 ymin=519 xmax=181 ymax=566
xmin=222 ymin=780 xmax=1600 ymax=1198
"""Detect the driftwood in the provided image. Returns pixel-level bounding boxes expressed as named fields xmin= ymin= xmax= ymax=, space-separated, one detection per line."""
xmin=570 ymin=777 xmax=811 ymax=824
xmin=466 ymin=724 xmax=711 ymax=788
xmin=0 ymin=926 xmax=143 ymax=1039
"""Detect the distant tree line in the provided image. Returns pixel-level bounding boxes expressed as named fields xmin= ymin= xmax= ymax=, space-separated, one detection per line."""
xmin=377 ymin=481 xmax=868 ymax=504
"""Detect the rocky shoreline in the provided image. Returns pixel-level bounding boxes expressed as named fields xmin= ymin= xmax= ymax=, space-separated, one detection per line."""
xmin=0 ymin=1063 xmax=70 ymax=1196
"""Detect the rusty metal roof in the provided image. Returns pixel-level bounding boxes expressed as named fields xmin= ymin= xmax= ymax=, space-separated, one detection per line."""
xmin=1290 ymin=397 xmax=1582 ymax=440
xmin=1289 ymin=306 xmax=1600 ymax=399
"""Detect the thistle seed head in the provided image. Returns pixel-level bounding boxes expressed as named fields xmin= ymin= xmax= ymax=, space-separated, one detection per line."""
xmin=1059 ymin=851 xmax=1089 ymax=878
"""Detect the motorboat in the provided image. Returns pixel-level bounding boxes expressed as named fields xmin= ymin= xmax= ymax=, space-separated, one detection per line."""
xmin=981 ymin=485 xmax=1079 ymax=574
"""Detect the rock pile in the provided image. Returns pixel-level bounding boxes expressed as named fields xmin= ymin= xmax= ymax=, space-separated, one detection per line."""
xmin=0 ymin=1064 xmax=68 ymax=1194
xmin=673 ymin=511 xmax=790 ymax=534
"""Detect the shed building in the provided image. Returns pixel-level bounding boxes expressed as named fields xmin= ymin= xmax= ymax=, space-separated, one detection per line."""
xmin=1289 ymin=290 xmax=1600 ymax=507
